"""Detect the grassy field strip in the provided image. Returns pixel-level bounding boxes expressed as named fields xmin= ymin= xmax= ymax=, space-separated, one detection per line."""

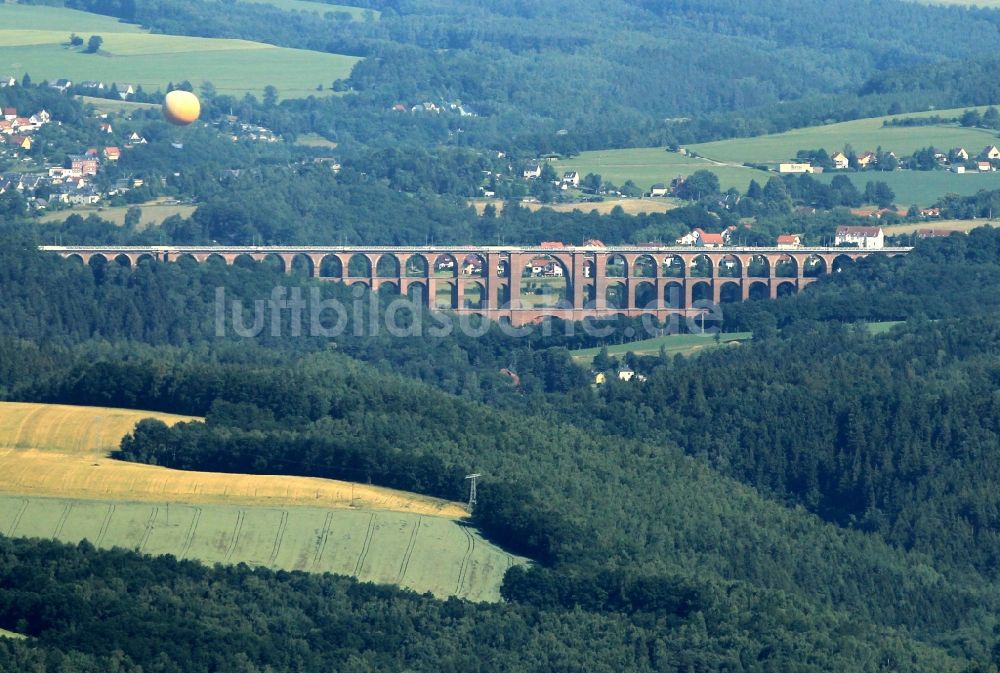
xmin=570 ymin=332 xmax=753 ymax=362
xmin=688 ymin=107 xmax=1000 ymax=165
xmin=0 ymin=495 xmax=521 ymax=600
xmin=469 ymin=197 xmax=680 ymax=216
xmin=883 ymin=219 xmax=996 ymax=235
xmin=570 ymin=321 xmax=903 ymax=363
xmin=0 ymin=627 xmax=26 ymax=640
xmin=0 ymin=402 xmax=468 ymax=517
xmin=558 ymin=147 xmax=763 ymax=193
xmin=260 ymin=0 xmax=379 ymax=18
xmin=38 ymin=202 xmax=199 ymax=229
xmin=0 ymin=4 xmax=359 ymax=96
xmin=564 ymin=106 xmax=1000 ymax=205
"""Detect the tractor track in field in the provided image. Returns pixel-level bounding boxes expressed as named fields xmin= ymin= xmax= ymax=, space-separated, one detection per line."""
xmin=353 ymin=513 xmax=376 ymax=576
xmin=224 ymin=510 xmax=246 ymax=563
xmin=6 ymin=499 xmax=27 ymax=536
xmin=95 ymin=503 xmax=115 ymax=546
xmin=397 ymin=515 xmax=421 ymax=582
xmin=137 ymin=507 xmax=158 ymax=553
xmin=52 ymin=501 xmax=72 ymax=539
xmin=267 ymin=510 xmax=288 ymax=567
xmin=312 ymin=511 xmax=333 ymax=570
xmin=455 ymin=526 xmax=476 ymax=595
xmin=179 ymin=507 xmax=201 ymax=559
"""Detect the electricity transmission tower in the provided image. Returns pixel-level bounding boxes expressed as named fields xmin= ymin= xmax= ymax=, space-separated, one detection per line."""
xmin=465 ymin=473 xmax=480 ymax=510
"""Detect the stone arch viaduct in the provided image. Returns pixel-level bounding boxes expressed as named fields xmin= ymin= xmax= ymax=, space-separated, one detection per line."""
xmin=40 ymin=245 xmax=910 ymax=327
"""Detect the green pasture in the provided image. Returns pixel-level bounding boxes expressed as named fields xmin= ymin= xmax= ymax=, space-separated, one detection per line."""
xmin=38 ymin=201 xmax=199 ymax=228
xmin=556 ymin=147 xmax=766 ymax=192
xmin=0 ymin=4 xmax=359 ymax=97
xmin=813 ymin=169 xmax=1000 ymax=207
xmin=689 ymin=106 xmax=1000 ymax=165
xmin=258 ymin=0 xmax=379 ymax=19
xmin=0 ymin=628 xmax=25 ymax=640
xmin=571 ymin=320 xmax=904 ymax=363
xmin=0 ymin=495 xmax=523 ymax=601
xmin=571 ymin=332 xmax=752 ymax=362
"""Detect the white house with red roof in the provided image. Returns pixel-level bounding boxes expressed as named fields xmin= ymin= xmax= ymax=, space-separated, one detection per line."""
xmin=777 ymin=234 xmax=801 ymax=249
xmin=835 ymin=225 xmax=884 ymax=249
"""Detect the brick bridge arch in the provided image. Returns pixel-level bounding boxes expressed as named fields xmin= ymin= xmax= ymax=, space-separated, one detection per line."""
xmin=40 ymin=245 xmax=905 ymax=326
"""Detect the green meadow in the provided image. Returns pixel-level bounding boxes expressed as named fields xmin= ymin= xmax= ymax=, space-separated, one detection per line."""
xmin=688 ymin=106 xmax=1000 ymax=165
xmin=0 ymin=495 xmax=522 ymax=601
xmin=556 ymin=148 xmax=765 ymax=193
xmin=563 ymin=107 xmax=1000 ymax=206
xmin=259 ymin=0 xmax=379 ymax=19
xmin=0 ymin=4 xmax=359 ymax=97
xmin=571 ymin=332 xmax=753 ymax=362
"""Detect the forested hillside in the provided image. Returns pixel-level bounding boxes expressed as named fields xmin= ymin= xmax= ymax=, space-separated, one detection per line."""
xmin=1 ymin=230 xmax=1000 ymax=669
xmin=57 ymin=0 xmax=1000 ymax=150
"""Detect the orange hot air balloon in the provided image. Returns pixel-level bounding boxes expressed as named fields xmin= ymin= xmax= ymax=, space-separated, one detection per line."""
xmin=162 ymin=90 xmax=200 ymax=126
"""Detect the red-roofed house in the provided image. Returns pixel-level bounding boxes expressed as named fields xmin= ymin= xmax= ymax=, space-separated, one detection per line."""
xmin=103 ymin=146 xmax=121 ymax=161
xmin=777 ymin=234 xmax=801 ymax=249
xmin=835 ymin=225 xmax=884 ymax=249
xmin=2 ymin=108 xmax=15 ymax=121
xmin=699 ymin=231 xmax=726 ymax=248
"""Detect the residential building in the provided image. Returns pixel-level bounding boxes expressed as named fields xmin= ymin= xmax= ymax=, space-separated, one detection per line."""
xmin=857 ymin=151 xmax=877 ymax=168
xmin=67 ymin=154 xmax=98 ymax=176
xmin=522 ymin=164 xmax=541 ymax=179
xmin=835 ymin=225 xmax=884 ymax=249
xmin=982 ymin=145 xmax=1000 ymax=160
xmin=776 ymin=234 xmax=802 ymax=249
xmin=950 ymin=147 xmax=969 ymax=162
xmin=830 ymin=151 xmax=849 ymax=170
xmin=562 ymin=171 xmax=580 ymax=187
xmin=649 ymin=182 xmax=669 ymax=197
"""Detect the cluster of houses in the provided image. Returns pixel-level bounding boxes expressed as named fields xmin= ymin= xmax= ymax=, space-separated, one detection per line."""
xmin=0 ymin=107 xmax=51 ymax=155
xmin=779 ymin=145 xmax=1000 ymax=174
xmin=391 ymin=101 xmax=475 ymax=116
xmin=673 ymin=226 xmax=887 ymax=249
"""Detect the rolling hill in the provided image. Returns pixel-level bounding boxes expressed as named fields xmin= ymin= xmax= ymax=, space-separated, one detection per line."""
xmin=0 ymin=3 xmax=358 ymax=97
xmin=0 ymin=402 xmax=522 ymax=600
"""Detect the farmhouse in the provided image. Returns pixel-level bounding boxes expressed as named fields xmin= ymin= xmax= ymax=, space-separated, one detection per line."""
xmin=830 ymin=151 xmax=849 ymax=170
xmin=777 ymin=234 xmax=802 ymax=249
xmin=835 ymin=225 xmax=884 ymax=249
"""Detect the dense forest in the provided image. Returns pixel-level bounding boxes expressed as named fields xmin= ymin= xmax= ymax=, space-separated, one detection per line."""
xmin=0 ymin=229 xmax=1000 ymax=669
xmin=6 ymin=0 xmax=1000 ymax=669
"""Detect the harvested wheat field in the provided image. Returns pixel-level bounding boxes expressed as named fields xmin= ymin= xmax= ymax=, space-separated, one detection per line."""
xmin=0 ymin=402 xmax=466 ymax=517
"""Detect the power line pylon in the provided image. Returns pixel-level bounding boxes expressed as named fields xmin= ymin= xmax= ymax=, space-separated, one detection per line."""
xmin=465 ymin=473 xmax=480 ymax=511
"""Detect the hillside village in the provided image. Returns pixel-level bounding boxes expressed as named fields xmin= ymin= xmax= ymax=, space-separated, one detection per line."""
xmin=778 ymin=144 xmax=1000 ymax=175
